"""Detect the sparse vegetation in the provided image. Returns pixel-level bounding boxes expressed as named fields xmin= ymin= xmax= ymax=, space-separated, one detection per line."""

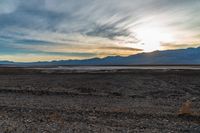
xmin=178 ymin=100 xmax=193 ymax=116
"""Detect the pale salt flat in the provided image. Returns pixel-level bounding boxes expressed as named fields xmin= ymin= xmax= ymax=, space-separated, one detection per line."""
xmin=34 ymin=66 xmax=200 ymax=71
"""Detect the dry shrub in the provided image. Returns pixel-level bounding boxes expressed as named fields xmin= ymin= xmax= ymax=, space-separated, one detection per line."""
xmin=48 ymin=112 xmax=64 ymax=126
xmin=178 ymin=100 xmax=192 ymax=116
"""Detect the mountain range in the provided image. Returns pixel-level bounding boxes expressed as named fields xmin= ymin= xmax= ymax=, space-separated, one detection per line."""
xmin=1 ymin=47 xmax=200 ymax=66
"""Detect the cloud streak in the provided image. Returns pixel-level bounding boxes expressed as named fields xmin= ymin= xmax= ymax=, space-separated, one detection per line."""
xmin=0 ymin=0 xmax=200 ymax=61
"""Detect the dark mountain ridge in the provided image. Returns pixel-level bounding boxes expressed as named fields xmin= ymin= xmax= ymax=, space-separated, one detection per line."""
xmin=1 ymin=47 xmax=200 ymax=66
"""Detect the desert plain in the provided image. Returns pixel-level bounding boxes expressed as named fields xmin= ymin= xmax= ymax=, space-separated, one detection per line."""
xmin=0 ymin=66 xmax=199 ymax=133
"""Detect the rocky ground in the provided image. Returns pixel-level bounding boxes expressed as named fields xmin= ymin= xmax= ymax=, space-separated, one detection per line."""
xmin=0 ymin=67 xmax=199 ymax=133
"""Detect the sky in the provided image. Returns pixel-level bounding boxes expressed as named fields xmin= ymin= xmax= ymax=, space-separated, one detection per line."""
xmin=0 ymin=0 xmax=200 ymax=62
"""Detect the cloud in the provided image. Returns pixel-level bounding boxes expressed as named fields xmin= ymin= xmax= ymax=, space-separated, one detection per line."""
xmin=0 ymin=54 xmax=94 ymax=62
xmin=0 ymin=0 xmax=200 ymax=61
xmin=161 ymin=43 xmax=200 ymax=50
xmin=0 ymin=0 xmax=19 ymax=14
xmin=99 ymin=46 xmax=142 ymax=51
xmin=85 ymin=17 xmax=131 ymax=40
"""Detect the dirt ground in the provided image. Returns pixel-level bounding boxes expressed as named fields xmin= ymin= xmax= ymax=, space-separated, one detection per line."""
xmin=0 ymin=67 xmax=199 ymax=133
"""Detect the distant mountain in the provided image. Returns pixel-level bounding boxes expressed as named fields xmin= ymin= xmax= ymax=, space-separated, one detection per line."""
xmin=1 ymin=47 xmax=200 ymax=66
xmin=0 ymin=61 xmax=14 ymax=65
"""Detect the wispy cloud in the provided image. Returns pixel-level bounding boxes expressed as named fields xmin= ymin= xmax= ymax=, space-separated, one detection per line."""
xmin=0 ymin=0 xmax=200 ymax=61
xmin=0 ymin=0 xmax=19 ymax=14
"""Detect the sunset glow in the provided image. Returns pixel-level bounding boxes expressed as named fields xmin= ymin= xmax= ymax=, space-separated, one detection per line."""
xmin=134 ymin=26 xmax=175 ymax=52
xmin=0 ymin=0 xmax=200 ymax=62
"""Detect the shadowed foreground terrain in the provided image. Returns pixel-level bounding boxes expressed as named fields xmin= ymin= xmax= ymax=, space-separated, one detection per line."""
xmin=0 ymin=67 xmax=199 ymax=132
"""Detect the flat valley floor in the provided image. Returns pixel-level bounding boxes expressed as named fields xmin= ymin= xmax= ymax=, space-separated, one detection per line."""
xmin=0 ymin=67 xmax=199 ymax=132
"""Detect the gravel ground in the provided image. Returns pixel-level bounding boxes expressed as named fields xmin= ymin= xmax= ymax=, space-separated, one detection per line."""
xmin=0 ymin=67 xmax=199 ymax=133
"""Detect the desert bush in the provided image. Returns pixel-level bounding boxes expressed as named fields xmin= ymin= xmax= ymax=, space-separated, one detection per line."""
xmin=178 ymin=100 xmax=192 ymax=116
